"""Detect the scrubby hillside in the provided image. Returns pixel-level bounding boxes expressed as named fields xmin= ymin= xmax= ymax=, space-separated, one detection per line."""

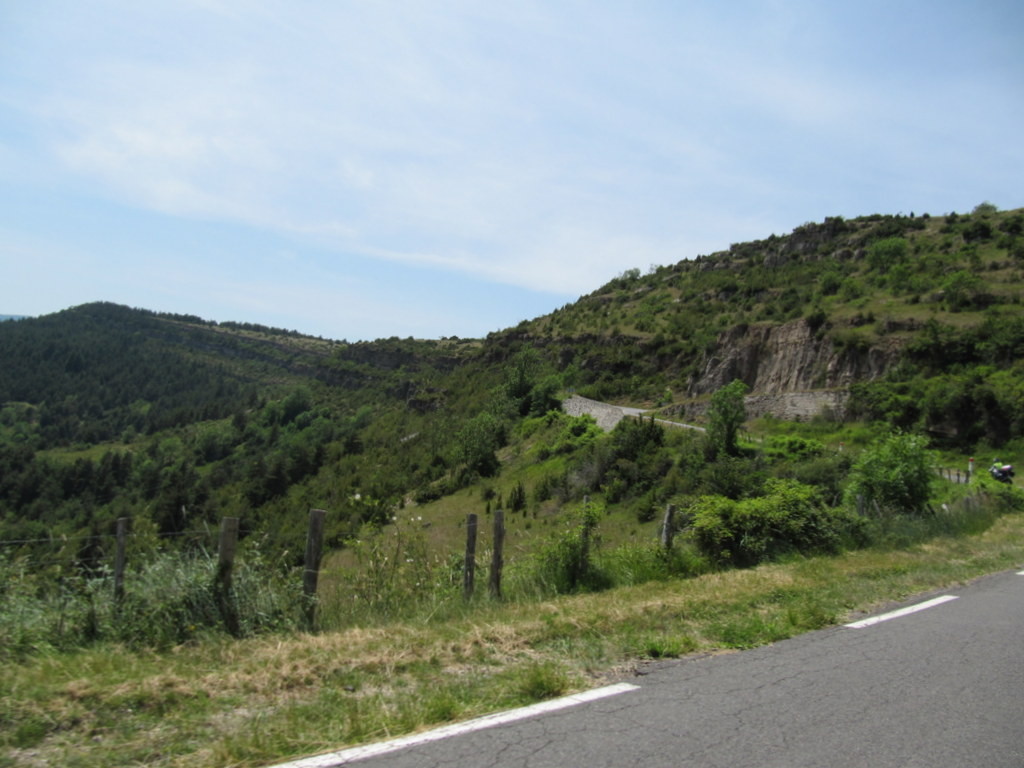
xmin=493 ymin=205 xmax=1024 ymax=439
xmin=2 ymin=203 xmax=1023 ymax=559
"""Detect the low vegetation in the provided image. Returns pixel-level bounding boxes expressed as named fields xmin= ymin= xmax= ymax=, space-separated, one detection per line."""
xmin=3 ymin=489 xmax=1022 ymax=766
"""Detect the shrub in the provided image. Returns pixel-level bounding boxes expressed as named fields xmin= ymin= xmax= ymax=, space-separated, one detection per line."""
xmin=690 ymin=479 xmax=854 ymax=567
xmin=838 ymin=277 xmax=865 ymax=301
xmin=962 ymin=219 xmax=994 ymax=243
xmin=763 ymin=435 xmax=825 ymax=460
xmin=819 ymin=270 xmax=842 ymax=296
xmin=546 ymin=414 xmax=602 ymax=456
xmin=777 ymin=453 xmax=853 ymax=503
xmin=843 ymin=432 xmax=934 ymax=514
xmin=697 ymin=455 xmax=765 ymax=499
xmin=512 ymin=500 xmax=609 ymax=595
xmin=805 ymin=308 xmax=828 ymax=335
xmin=508 ymin=481 xmax=527 ymax=512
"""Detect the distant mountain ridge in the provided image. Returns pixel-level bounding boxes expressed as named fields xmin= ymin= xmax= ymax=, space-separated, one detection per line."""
xmin=0 ymin=314 xmax=27 ymax=322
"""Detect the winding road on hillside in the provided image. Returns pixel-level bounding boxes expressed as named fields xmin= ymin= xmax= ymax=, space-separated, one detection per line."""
xmin=561 ymin=395 xmax=705 ymax=433
xmin=274 ymin=569 xmax=1024 ymax=768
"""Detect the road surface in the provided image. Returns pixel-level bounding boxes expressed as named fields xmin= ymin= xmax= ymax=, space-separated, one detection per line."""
xmin=277 ymin=568 xmax=1024 ymax=767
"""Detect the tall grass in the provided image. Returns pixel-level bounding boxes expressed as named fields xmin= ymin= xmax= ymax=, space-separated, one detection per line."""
xmin=317 ymin=517 xmax=466 ymax=629
xmin=3 ymin=479 xmax=1019 ymax=661
xmin=2 ymin=487 xmax=1023 ymax=767
xmin=0 ymin=541 xmax=304 ymax=659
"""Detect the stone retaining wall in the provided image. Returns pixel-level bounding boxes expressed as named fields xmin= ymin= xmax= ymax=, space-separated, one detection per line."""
xmin=561 ymin=395 xmax=635 ymax=431
xmin=566 ymin=389 xmax=848 ymax=430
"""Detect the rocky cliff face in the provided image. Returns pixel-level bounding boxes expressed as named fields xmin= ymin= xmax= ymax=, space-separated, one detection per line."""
xmin=687 ymin=318 xmax=901 ymax=419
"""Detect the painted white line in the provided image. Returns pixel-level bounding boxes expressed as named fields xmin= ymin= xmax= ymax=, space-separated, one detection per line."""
xmin=1017 ymin=570 xmax=1024 ymax=576
xmin=844 ymin=595 xmax=959 ymax=629
xmin=270 ymin=682 xmax=640 ymax=768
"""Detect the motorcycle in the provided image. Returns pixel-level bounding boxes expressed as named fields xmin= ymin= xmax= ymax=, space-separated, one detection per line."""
xmin=989 ymin=462 xmax=1015 ymax=484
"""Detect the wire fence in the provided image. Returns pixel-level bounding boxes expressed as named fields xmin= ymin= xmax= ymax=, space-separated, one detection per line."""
xmin=0 ymin=526 xmax=219 ymax=571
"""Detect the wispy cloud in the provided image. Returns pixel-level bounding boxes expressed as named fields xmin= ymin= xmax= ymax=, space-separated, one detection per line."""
xmin=28 ymin=2 xmax=755 ymax=294
xmin=2 ymin=0 xmax=1021 ymax=337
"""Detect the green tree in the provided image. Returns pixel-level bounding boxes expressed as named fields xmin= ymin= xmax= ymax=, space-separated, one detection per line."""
xmin=707 ymin=379 xmax=748 ymax=458
xmin=528 ymin=374 xmax=562 ymax=417
xmin=455 ymin=412 xmax=503 ymax=477
xmin=867 ymin=237 xmax=908 ymax=273
xmin=942 ymin=270 xmax=983 ymax=311
xmin=503 ymin=348 xmax=540 ymax=414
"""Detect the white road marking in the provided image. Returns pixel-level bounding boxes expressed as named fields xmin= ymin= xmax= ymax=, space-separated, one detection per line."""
xmin=843 ymin=595 xmax=959 ymax=629
xmin=269 ymin=682 xmax=641 ymax=768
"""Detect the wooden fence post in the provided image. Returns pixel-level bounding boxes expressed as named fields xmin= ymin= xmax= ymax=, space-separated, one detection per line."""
xmin=490 ymin=509 xmax=505 ymax=599
xmin=303 ymin=508 xmax=327 ymax=630
xmin=580 ymin=502 xmax=591 ymax=565
xmin=113 ymin=517 xmax=128 ymax=605
xmin=216 ymin=516 xmax=240 ymax=636
xmin=463 ymin=513 xmax=477 ymax=601
xmin=660 ymin=504 xmax=676 ymax=551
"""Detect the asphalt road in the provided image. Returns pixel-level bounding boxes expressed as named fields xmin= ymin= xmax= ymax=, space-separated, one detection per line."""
xmin=281 ymin=569 xmax=1024 ymax=768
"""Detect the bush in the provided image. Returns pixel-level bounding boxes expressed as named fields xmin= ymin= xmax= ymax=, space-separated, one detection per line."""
xmin=690 ymin=479 xmax=856 ymax=567
xmin=843 ymin=432 xmax=934 ymax=514
xmin=763 ymin=435 xmax=825 ymax=460
xmin=545 ymin=414 xmax=601 ymax=457
xmin=779 ymin=454 xmax=853 ymax=503
xmin=511 ymin=500 xmax=609 ymax=596
xmin=697 ymin=455 xmax=765 ymax=499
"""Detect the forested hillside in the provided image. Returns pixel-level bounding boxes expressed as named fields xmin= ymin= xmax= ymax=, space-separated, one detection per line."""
xmin=0 ymin=303 xmax=481 ymax=555
xmin=2 ymin=203 xmax=1023 ymax=567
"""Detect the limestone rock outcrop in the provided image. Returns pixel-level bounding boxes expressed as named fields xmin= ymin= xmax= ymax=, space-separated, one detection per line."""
xmin=687 ymin=318 xmax=901 ymax=420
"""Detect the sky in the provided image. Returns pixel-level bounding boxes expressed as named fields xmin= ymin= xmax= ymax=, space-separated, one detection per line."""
xmin=1 ymin=1 xmax=1022 ymax=341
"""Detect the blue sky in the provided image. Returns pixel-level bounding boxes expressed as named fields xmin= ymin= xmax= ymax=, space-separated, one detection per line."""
xmin=1 ymin=1 xmax=1021 ymax=341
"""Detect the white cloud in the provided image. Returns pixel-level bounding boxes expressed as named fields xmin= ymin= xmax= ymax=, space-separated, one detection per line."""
xmin=37 ymin=3 xmax=717 ymax=287
xmin=3 ymin=0 xmax=1022 ymax=337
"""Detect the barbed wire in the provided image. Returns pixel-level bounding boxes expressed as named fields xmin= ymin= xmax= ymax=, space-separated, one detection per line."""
xmin=0 ymin=528 xmax=215 ymax=548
